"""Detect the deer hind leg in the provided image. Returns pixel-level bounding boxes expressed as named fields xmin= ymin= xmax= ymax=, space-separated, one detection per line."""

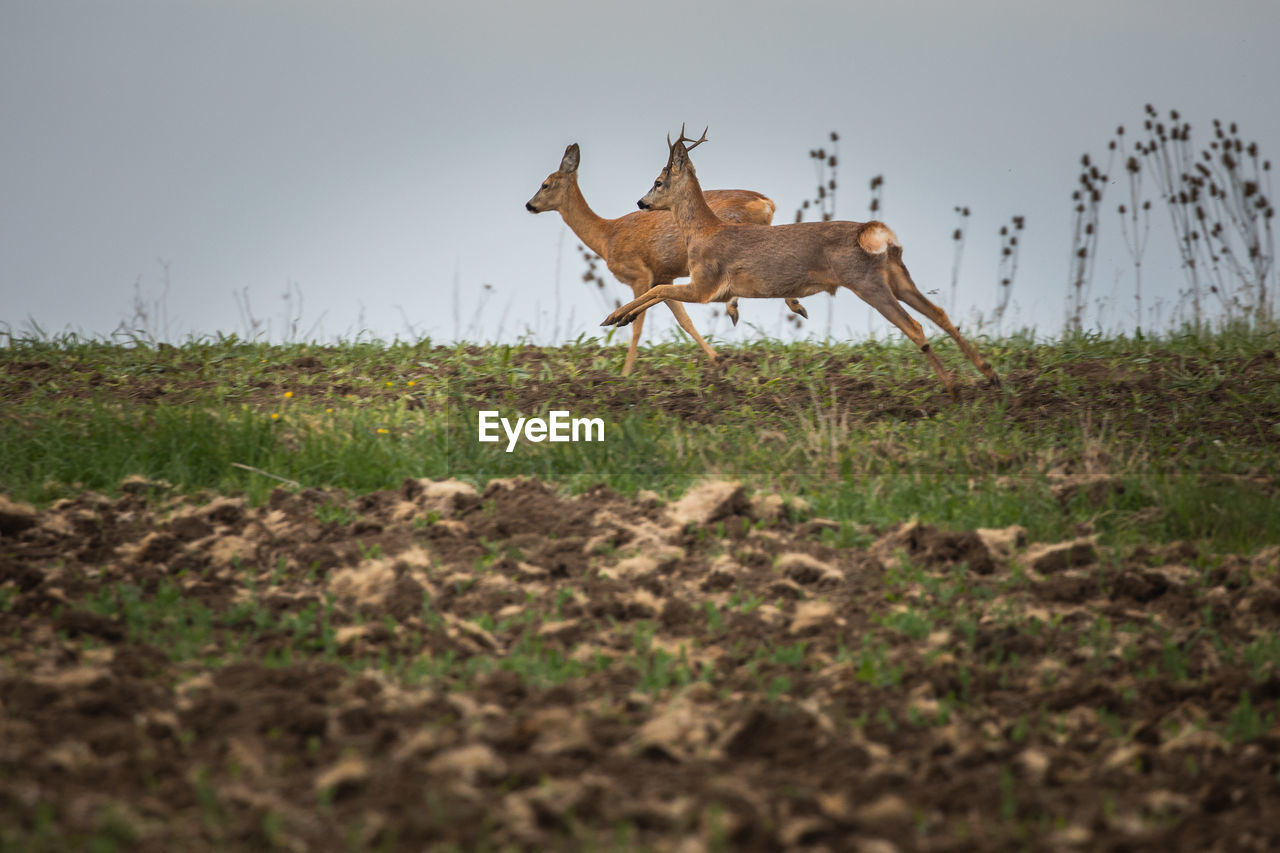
xmin=886 ymin=262 xmax=1001 ymax=388
xmin=843 ymin=272 xmax=957 ymax=398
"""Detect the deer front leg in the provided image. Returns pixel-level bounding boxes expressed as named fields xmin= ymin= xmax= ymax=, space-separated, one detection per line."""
xmin=603 ymin=282 xmax=710 ymax=327
xmin=615 ymin=278 xmax=653 ymax=375
xmin=621 ymin=306 xmax=647 ymax=375
xmin=663 ymin=300 xmax=717 ymax=364
xmin=726 ymin=297 xmax=804 ymax=327
xmin=602 ymin=292 xmax=660 ymax=327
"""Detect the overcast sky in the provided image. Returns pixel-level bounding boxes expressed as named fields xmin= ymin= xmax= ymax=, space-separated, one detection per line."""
xmin=2 ymin=1 xmax=1277 ymax=346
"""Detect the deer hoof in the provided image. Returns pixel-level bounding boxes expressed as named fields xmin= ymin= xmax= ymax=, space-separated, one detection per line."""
xmin=782 ymin=298 xmax=808 ymax=320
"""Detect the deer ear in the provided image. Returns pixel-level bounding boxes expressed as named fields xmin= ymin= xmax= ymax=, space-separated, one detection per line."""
xmin=670 ymin=143 xmax=689 ymax=170
xmin=560 ymin=143 xmax=580 ymax=174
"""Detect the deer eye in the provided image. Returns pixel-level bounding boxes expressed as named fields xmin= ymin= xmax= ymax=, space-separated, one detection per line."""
xmin=541 ymin=183 xmax=549 ymax=190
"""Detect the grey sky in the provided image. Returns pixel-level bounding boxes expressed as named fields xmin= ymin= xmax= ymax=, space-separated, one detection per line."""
xmin=2 ymin=1 xmax=1277 ymax=345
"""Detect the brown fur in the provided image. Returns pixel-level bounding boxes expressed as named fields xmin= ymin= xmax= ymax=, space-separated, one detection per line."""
xmin=527 ymin=144 xmax=782 ymax=375
xmin=607 ymin=134 xmax=1001 ymax=397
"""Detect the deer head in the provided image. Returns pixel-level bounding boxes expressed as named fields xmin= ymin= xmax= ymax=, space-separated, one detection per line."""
xmin=526 ymin=143 xmax=581 ymax=213
xmin=638 ymin=125 xmax=707 ymax=211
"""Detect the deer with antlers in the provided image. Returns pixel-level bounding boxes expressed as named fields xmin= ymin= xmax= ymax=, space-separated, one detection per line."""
xmin=602 ymin=128 xmax=1001 ymax=397
xmin=527 ymin=143 xmax=807 ymax=375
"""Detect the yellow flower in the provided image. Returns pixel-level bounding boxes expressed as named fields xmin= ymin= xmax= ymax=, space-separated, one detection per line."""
xmin=325 ymin=407 xmax=334 ymax=413
xmin=385 ymin=381 xmax=393 ymax=387
xmin=271 ymin=413 xmax=280 ymax=420
xmin=284 ymin=391 xmax=293 ymax=398
xmin=407 ymin=380 xmax=416 ymax=387
xmin=376 ymin=427 xmax=389 ymax=435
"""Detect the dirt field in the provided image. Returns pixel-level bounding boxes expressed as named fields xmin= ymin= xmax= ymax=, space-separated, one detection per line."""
xmin=3 ymin=473 xmax=1278 ymax=850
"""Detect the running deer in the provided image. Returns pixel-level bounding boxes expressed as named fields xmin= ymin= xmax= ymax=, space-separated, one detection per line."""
xmin=602 ymin=128 xmax=1001 ymax=397
xmin=526 ymin=143 xmax=805 ymax=375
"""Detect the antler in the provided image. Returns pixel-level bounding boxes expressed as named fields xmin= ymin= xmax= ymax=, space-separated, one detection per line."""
xmin=667 ymin=123 xmax=710 ymax=156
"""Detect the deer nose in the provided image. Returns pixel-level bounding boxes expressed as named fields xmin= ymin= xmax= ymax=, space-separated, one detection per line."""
xmin=637 ymin=200 xmax=649 ymax=210
xmin=525 ymin=202 xmax=537 ymax=212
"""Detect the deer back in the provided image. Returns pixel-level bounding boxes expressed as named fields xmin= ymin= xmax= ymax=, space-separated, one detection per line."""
xmin=689 ymin=219 xmax=901 ymax=298
xmin=605 ymin=190 xmax=774 ymax=282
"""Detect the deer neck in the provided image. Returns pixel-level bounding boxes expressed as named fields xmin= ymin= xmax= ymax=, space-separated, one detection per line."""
xmin=557 ymin=179 xmax=613 ymax=259
xmin=668 ymin=172 xmax=722 ymax=241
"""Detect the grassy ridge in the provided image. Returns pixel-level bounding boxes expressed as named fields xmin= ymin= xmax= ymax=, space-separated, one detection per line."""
xmin=2 ymin=325 xmax=1278 ymax=550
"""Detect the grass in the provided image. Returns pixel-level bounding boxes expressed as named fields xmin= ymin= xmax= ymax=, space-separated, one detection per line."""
xmin=3 ymin=324 xmax=1278 ymax=552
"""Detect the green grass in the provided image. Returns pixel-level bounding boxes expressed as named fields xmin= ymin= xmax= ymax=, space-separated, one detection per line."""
xmin=2 ymin=324 xmax=1278 ymax=551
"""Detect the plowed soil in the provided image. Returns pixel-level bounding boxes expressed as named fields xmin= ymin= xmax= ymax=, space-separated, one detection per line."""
xmin=2 ymin=476 xmax=1278 ymax=850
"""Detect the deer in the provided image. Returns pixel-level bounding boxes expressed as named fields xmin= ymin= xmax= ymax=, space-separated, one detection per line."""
xmin=602 ymin=127 xmax=1001 ymax=398
xmin=526 ymin=142 xmax=807 ymax=375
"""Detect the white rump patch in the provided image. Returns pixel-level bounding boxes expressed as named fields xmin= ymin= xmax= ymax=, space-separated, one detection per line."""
xmin=858 ymin=223 xmax=900 ymax=255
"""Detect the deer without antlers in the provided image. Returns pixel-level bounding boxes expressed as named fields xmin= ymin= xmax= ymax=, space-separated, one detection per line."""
xmin=526 ymin=142 xmax=806 ymax=375
xmin=603 ymin=127 xmax=1001 ymax=397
